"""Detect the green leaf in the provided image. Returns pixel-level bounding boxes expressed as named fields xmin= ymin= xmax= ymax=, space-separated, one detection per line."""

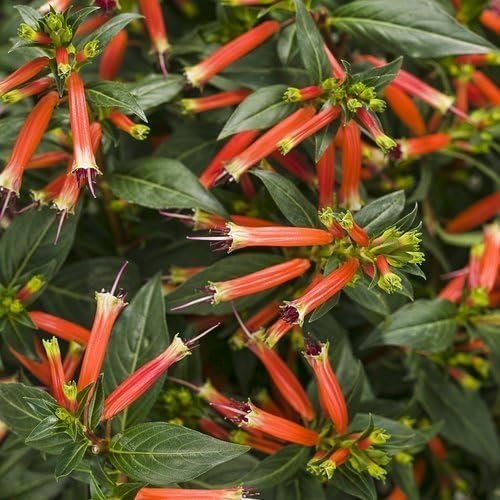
xmin=416 ymin=365 xmax=500 ymax=466
xmin=104 ymin=276 xmax=169 ymax=431
xmin=294 ymin=0 xmax=331 ymax=82
xmin=86 ymin=81 xmax=147 ymax=122
xmin=87 ymin=375 xmax=105 ymax=431
xmin=54 ymin=438 xmax=90 ymax=479
xmin=352 ymin=57 xmax=403 ymax=91
xmin=329 ymin=464 xmax=376 ymax=500
xmin=241 ymin=445 xmax=310 ymax=488
xmin=344 ymin=275 xmax=390 ymax=317
xmin=126 ymin=75 xmax=184 ymax=112
xmin=108 ymin=157 xmax=226 ymax=215
xmin=331 ymin=0 xmax=494 ymax=58
xmin=276 ymin=474 xmax=326 ymax=500
xmin=77 ymin=13 xmax=142 ymax=51
xmin=166 ymin=253 xmax=285 ymax=315
xmin=354 ymin=191 xmax=406 ymax=236
xmin=252 ymin=170 xmax=318 ymax=227
xmin=392 ymin=462 xmax=419 ymax=500
xmin=363 ymin=299 xmax=457 ymax=353
xmin=0 ymin=207 xmax=78 ymax=288
xmin=109 ymin=422 xmax=248 ymax=485
xmin=13 ymin=5 xmax=41 ymax=25
xmin=219 ymin=85 xmax=296 ymax=139
xmin=1 ymin=316 xmax=37 ymax=359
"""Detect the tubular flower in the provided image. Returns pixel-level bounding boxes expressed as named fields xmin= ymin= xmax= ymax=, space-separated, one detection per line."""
xmin=270 ymin=150 xmax=316 ymax=186
xmin=438 ymin=274 xmax=467 ymax=304
xmin=0 ymin=56 xmax=49 ymax=96
xmin=171 ymin=258 xmax=311 ymax=310
xmin=316 ymin=141 xmax=335 ymax=209
xmin=283 ymin=85 xmax=323 ymax=102
xmin=383 ymin=84 xmax=426 ymax=136
xmin=31 ymin=173 xmax=67 ymax=206
xmin=393 ymin=133 xmax=451 ymax=161
xmin=16 ymin=275 xmax=45 ymax=303
xmin=480 ymin=8 xmax=500 ymax=34
xmin=1 ymin=77 xmax=53 ymax=104
xmin=263 ymin=318 xmax=293 ymax=348
xmin=77 ymin=262 xmax=128 ymax=390
xmin=356 ymin=108 xmax=397 ymax=153
xmin=184 ymin=20 xmax=280 ymax=88
xmin=455 ymin=54 xmax=500 ymax=66
xmin=323 ymin=44 xmax=346 ymax=81
xmin=445 ymin=193 xmax=500 ymax=233
xmin=339 ymin=120 xmax=362 ymax=210
xmin=198 ymin=417 xmax=230 ymax=440
xmin=309 ymin=448 xmax=351 ymax=478
xmin=67 ymin=71 xmax=101 ymax=196
xmin=165 ymin=265 xmax=206 ymax=285
xmin=239 ymin=173 xmax=256 ymax=199
xmin=75 ymin=14 xmax=111 ymax=36
xmin=278 ymin=105 xmax=341 ymax=154
xmin=103 ymin=327 xmax=217 ymax=420
xmin=98 ymin=30 xmax=128 ymax=81
xmin=225 ymin=399 xmax=320 ymax=446
xmin=303 ymin=339 xmax=348 ymax=433
xmin=17 ymin=24 xmax=51 ymax=45
xmin=136 ymin=486 xmax=250 ymax=500
xmin=139 ymin=0 xmax=170 ymax=76
xmin=181 ymin=90 xmax=251 ymax=114
xmin=230 ymin=429 xmax=283 ymax=455
xmin=26 ymin=151 xmax=71 ymax=170
xmin=55 ymin=47 xmax=70 ymax=78
xmin=478 ymin=223 xmax=500 ymax=293
xmin=39 ymin=0 xmax=71 ymax=14
xmin=0 ymin=90 xmax=59 ymax=216
xmin=281 ymin=258 xmax=360 ymax=325
xmin=190 ymin=223 xmax=334 ymax=252
xmin=224 ymin=106 xmax=316 ymax=182
xmin=471 ymin=71 xmax=500 ymax=105
xmin=375 ymin=255 xmax=403 ymax=293
xmin=29 ymin=311 xmax=90 ymax=344
xmin=108 ymin=111 xmax=150 ymax=140
xmin=43 ymin=337 xmax=68 ymax=407
xmin=199 ymin=130 xmax=258 ymax=188
xmin=9 ymin=347 xmax=51 ymax=386
xmin=330 ymin=210 xmax=370 ymax=247
xmin=63 ymin=341 xmax=84 ymax=380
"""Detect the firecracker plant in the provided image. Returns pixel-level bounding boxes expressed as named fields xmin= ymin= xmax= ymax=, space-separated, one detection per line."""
xmin=0 ymin=0 xmax=498 ymax=498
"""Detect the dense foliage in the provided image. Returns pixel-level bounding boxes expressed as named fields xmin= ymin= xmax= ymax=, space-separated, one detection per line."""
xmin=0 ymin=0 xmax=499 ymax=498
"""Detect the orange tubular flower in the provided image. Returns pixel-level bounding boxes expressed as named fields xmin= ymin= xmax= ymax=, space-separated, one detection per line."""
xmin=136 ymin=486 xmax=249 ymax=500
xmin=224 ymin=106 xmax=316 ymax=182
xmin=43 ymin=337 xmax=68 ymax=407
xmin=264 ymin=318 xmax=293 ymax=348
xmin=103 ymin=328 xmax=217 ymax=420
xmin=98 ymin=30 xmax=129 ymax=81
xmin=480 ymin=8 xmax=500 ymax=34
xmin=199 ymin=130 xmax=259 ymax=188
xmin=239 ymin=173 xmax=256 ymax=199
xmin=304 ymin=339 xmax=348 ymax=433
xmin=356 ymin=108 xmax=397 ymax=153
xmin=1 ymin=76 xmax=53 ymax=104
xmin=395 ymin=133 xmax=451 ymax=160
xmin=198 ymin=417 xmax=230 ymax=440
xmin=139 ymin=0 xmax=170 ymax=75
xmin=384 ymin=84 xmax=426 ymax=136
xmin=479 ymin=223 xmax=500 ymax=292
xmin=323 ymin=44 xmax=346 ymax=82
xmin=226 ymin=399 xmax=320 ymax=446
xmin=445 ymin=193 xmax=500 ymax=233
xmin=316 ymin=141 xmax=335 ymax=209
xmin=189 ymin=223 xmax=333 ymax=252
xmin=9 ymin=347 xmax=52 ymax=386
xmin=281 ymin=257 xmax=360 ymax=325
xmin=29 ymin=311 xmax=90 ymax=344
xmin=471 ymin=71 xmax=500 ymax=105
xmin=283 ymin=85 xmax=323 ymax=102
xmin=278 ymin=105 xmax=341 ymax=154
xmin=67 ymin=71 xmax=101 ymax=196
xmin=108 ymin=111 xmax=150 ymax=140
xmin=185 ymin=20 xmax=280 ymax=88
xmin=31 ymin=173 xmax=67 ymax=206
xmin=26 ymin=151 xmax=72 ymax=170
xmin=455 ymin=54 xmax=500 ymax=66
xmin=63 ymin=341 xmax=84 ymax=380
xmin=0 ymin=90 xmax=59 ymax=216
xmin=171 ymin=258 xmax=311 ymax=310
xmin=78 ymin=262 xmax=128 ymax=390
xmin=270 ymin=150 xmax=316 ymax=185
xmin=182 ymin=90 xmax=251 ymax=114
xmin=39 ymin=0 xmax=71 ymax=14
xmin=0 ymin=57 xmax=49 ymax=96
xmin=76 ymin=14 xmax=111 ymax=36
xmin=339 ymin=120 xmax=362 ymax=210
xmin=231 ymin=429 xmax=284 ymax=455
xmin=438 ymin=274 xmax=466 ymax=304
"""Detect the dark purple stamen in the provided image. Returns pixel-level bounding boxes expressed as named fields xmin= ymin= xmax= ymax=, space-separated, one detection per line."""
xmin=280 ymin=305 xmax=299 ymax=324
xmin=304 ymin=337 xmax=322 ymax=356
xmin=388 ymin=143 xmax=402 ymax=162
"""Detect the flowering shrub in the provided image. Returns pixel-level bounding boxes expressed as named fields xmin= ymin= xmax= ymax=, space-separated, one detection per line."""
xmin=0 ymin=0 xmax=499 ymax=498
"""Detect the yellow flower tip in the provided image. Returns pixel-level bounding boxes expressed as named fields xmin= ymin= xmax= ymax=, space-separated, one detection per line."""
xmin=130 ymin=124 xmax=150 ymax=141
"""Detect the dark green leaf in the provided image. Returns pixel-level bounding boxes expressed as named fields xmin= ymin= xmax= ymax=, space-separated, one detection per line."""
xmin=219 ymin=85 xmax=296 ymax=139
xmin=87 ymin=375 xmax=105 ymax=431
xmin=108 ymin=157 xmax=226 ymax=215
xmin=331 ymin=0 xmax=494 ymax=58
xmin=330 ymin=464 xmax=376 ymax=500
xmin=109 ymin=422 xmax=248 ymax=485
xmin=13 ymin=5 xmax=41 ymax=25
xmin=344 ymin=276 xmax=390 ymax=317
xmin=252 ymin=169 xmax=318 ymax=227
xmin=352 ymin=57 xmax=403 ymax=91
xmin=276 ymin=474 xmax=326 ymax=500
xmin=127 ymin=75 xmax=184 ymax=112
xmin=55 ymin=438 xmax=90 ymax=479
xmin=1 ymin=316 xmax=37 ymax=359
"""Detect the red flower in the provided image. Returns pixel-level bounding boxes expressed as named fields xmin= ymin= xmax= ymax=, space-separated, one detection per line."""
xmin=99 ymin=30 xmax=128 ymax=81
xmin=446 ymin=193 xmax=500 ymax=233
xmin=316 ymin=141 xmax=335 ymax=209
xmin=39 ymin=0 xmax=71 ymax=14
xmin=263 ymin=317 xmax=293 ymax=348
xmin=283 ymin=85 xmax=323 ymax=102
xmin=356 ymin=108 xmax=396 ymax=153
xmin=75 ymin=14 xmax=111 ymax=37
xmin=438 ymin=274 xmax=466 ymax=304
xmin=31 ymin=173 xmax=67 ymax=206
xmin=479 ymin=223 xmax=500 ymax=293
xmin=303 ymin=339 xmax=348 ymax=433
xmin=270 ymin=150 xmax=316 ymax=186
xmin=68 ymin=72 xmax=101 ymax=196
xmin=395 ymin=133 xmax=451 ymax=160
xmin=0 ymin=57 xmax=49 ymax=96
xmin=471 ymin=71 xmax=500 ymax=105
xmin=224 ymin=106 xmax=316 ymax=181
xmin=0 ymin=91 xmax=59 ymax=217
xmin=136 ymin=486 xmax=250 ymax=500
xmin=9 ymin=346 xmax=51 ymax=386
xmin=281 ymin=258 xmax=359 ymax=325
xmin=43 ymin=337 xmax=69 ymax=407
xmin=171 ymin=258 xmax=311 ymax=310
xmin=375 ymin=255 xmax=403 ymax=294
xmin=339 ymin=120 xmax=362 ymax=210
xmin=63 ymin=341 xmax=84 ymax=381
xmin=383 ymin=84 xmax=426 ymax=136
xmin=185 ymin=21 xmax=280 ymax=88
xmin=182 ymin=90 xmax=251 ymax=113
xmin=323 ymin=44 xmax=346 ymax=81
xmin=108 ymin=111 xmax=150 ymax=140
xmin=480 ymin=8 xmax=500 ymax=34
xmin=78 ymin=262 xmax=128 ymax=390
xmin=139 ymin=0 xmax=170 ymax=75
xmin=29 ymin=311 xmax=90 ymax=344
xmin=26 ymin=151 xmax=71 ymax=170
xmin=1 ymin=76 xmax=53 ymax=104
